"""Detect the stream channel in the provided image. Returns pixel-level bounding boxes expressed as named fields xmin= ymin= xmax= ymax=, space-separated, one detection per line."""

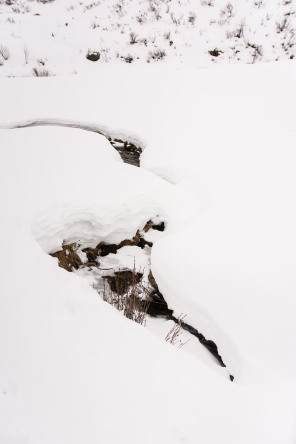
xmin=12 ymin=119 xmax=233 ymax=381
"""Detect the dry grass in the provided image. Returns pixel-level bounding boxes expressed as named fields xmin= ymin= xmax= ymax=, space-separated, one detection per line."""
xmin=165 ymin=315 xmax=190 ymax=349
xmin=51 ymin=242 xmax=82 ymax=272
xmin=102 ymin=266 xmax=150 ymax=325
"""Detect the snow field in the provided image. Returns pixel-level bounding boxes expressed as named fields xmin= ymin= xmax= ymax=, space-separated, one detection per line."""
xmin=0 ymin=0 xmax=295 ymax=77
xmin=1 ymin=59 xmax=296 ymax=442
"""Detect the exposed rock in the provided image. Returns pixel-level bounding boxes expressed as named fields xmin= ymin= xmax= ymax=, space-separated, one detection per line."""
xmin=86 ymin=51 xmax=100 ymax=62
xmin=104 ymin=270 xmax=143 ymax=294
xmin=146 ymin=220 xmax=165 ymax=231
xmin=147 ymin=290 xmax=173 ymax=318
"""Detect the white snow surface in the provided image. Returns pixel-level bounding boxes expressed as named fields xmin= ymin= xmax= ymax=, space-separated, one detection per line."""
xmin=0 ymin=0 xmax=296 ymax=76
xmin=1 ymin=60 xmax=296 ymax=442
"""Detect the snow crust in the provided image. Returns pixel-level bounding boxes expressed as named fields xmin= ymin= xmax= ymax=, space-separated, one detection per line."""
xmin=1 ymin=59 xmax=296 ymax=442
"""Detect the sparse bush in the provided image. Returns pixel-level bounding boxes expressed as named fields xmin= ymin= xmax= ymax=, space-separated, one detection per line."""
xmin=83 ymin=1 xmax=100 ymax=10
xmin=247 ymin=42 xmax=263 ymax=62
xmin=220 ymin=2 xmax=234 ymax=22
xmin=32 ymin=67 xmax=51 ymax=77
xmin=147 ymin=48 xmax=166 ymax=62
xmin=102 ymin=267 xmax=150 ymax=326
xmin=149 ymin=0 xmax=162 ymax=20
xmin=24 ymin=46 xmax=29 ymax=64
xmin=163 ymin=31 xmax=171 ymax=40
xmin=0 ymin=45 xmax=10 ymax=60
xmin=165 ymin=315 xmax=190 ymax=349
xmin=188 ymin=11 xmax=196 ymax=25
xmin=113 ymin=1 xmax=125 ymax=17
xmin=276 ymin=17 xmax=290 ymax=33
xmin=170 ymin=12 xmax=182 ymax=25
xmin=90 ymin=21 xmax=99 ymax=29
xmin=209 ymin=48 xmax=223 ymax=57
xmin=11 ymin=3 xmax=30 ymax=13
xmin=136 ymin=11 xmax=147 ymax=24
xmin=201 ymin=0 xmax=214 ymax=6
xmin=129 ymin=32 xmax=138 ymax=44
xmin=254 ymin=0 xmax=264 ymax=7
xmin=232 ymin=20 xmax=245 ymax=38
xmin=6 ymin=17 xmax=15 ymax=24
xmin=122 ymin=54 xmax=134 ymax=63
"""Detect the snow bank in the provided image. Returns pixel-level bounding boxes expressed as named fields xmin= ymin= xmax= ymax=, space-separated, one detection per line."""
xmin=1 ymin=60 xmax=296 ymax=442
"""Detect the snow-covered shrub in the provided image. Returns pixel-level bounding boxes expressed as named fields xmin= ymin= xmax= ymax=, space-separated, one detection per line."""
xmin=24 ymin=46 xmax=29 ymax=64
xmin=0 ymin=45 xmax=9 ymax=60
xmin=276 ymin=17 xmax=290 ymax=33
xmin=188 ymin=11 xmax=197 ymax=25
xmin=121 ymin=53 xmax=134 ymax=63
xmin=247 ymin=42 xmax=263 ymax=62
xmin=209 ymin=48 xmax=223 ymax=57
xmin=129 ymin=32 xmax=138 ymax=44
xmin=32 ymin=67 xmax=51 ymax=76
xmin=232 ymin=20 xmax=245 ymax=38
xmin=147 ymin=48 xmax=166 ymax=62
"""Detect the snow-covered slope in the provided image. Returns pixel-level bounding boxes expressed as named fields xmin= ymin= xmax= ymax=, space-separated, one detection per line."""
xmin=1 ymin=59 xmax=296 ymax=442
xmin=0 ymin=0 xmax=295 ymax=76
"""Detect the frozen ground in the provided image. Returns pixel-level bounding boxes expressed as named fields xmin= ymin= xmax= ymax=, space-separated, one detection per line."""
xmin=1 ymin=59 xmax=296 ymax=442
xmin=0 ymin=0 xmax=295 ymax=76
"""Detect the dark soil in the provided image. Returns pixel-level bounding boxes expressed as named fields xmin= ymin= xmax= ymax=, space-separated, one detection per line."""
xmin=104 ymin=270 xmax=143 ymax=294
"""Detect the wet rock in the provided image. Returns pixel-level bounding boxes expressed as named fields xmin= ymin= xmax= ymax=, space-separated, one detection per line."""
xmin=147 ymin=290 xmax=173 ymax=318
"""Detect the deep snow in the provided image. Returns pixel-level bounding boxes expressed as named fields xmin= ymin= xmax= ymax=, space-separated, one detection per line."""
xmin=1 ymin=58 xmax=296 ymax=442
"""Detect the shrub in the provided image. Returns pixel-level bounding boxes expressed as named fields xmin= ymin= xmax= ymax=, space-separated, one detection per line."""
xmin=102 ymin=268 xmax=150 ymax=326
xmin=276 ymin=17 xmax=289 ymax=33
xmin=165 ymin=315 xmax=190 ymax=349
xmin=209 ymin=48 xmax=223 ymax=57
xmin=147 ymin=48 xmax=166 ymax=62
xmin=129 ymin=32 xmax=138 ymax=44
xmin=188 ymin=11 xmax=196 ymax=25
xmin=120 ymin=54 xmax=134 ymax=63
xmin=0 ymin=45 xmax=10 ymax=60
xmin=32 ymin=67 xmax=51 ymax=76
xmin=233 ymin=20 xmax=245 ymax=38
